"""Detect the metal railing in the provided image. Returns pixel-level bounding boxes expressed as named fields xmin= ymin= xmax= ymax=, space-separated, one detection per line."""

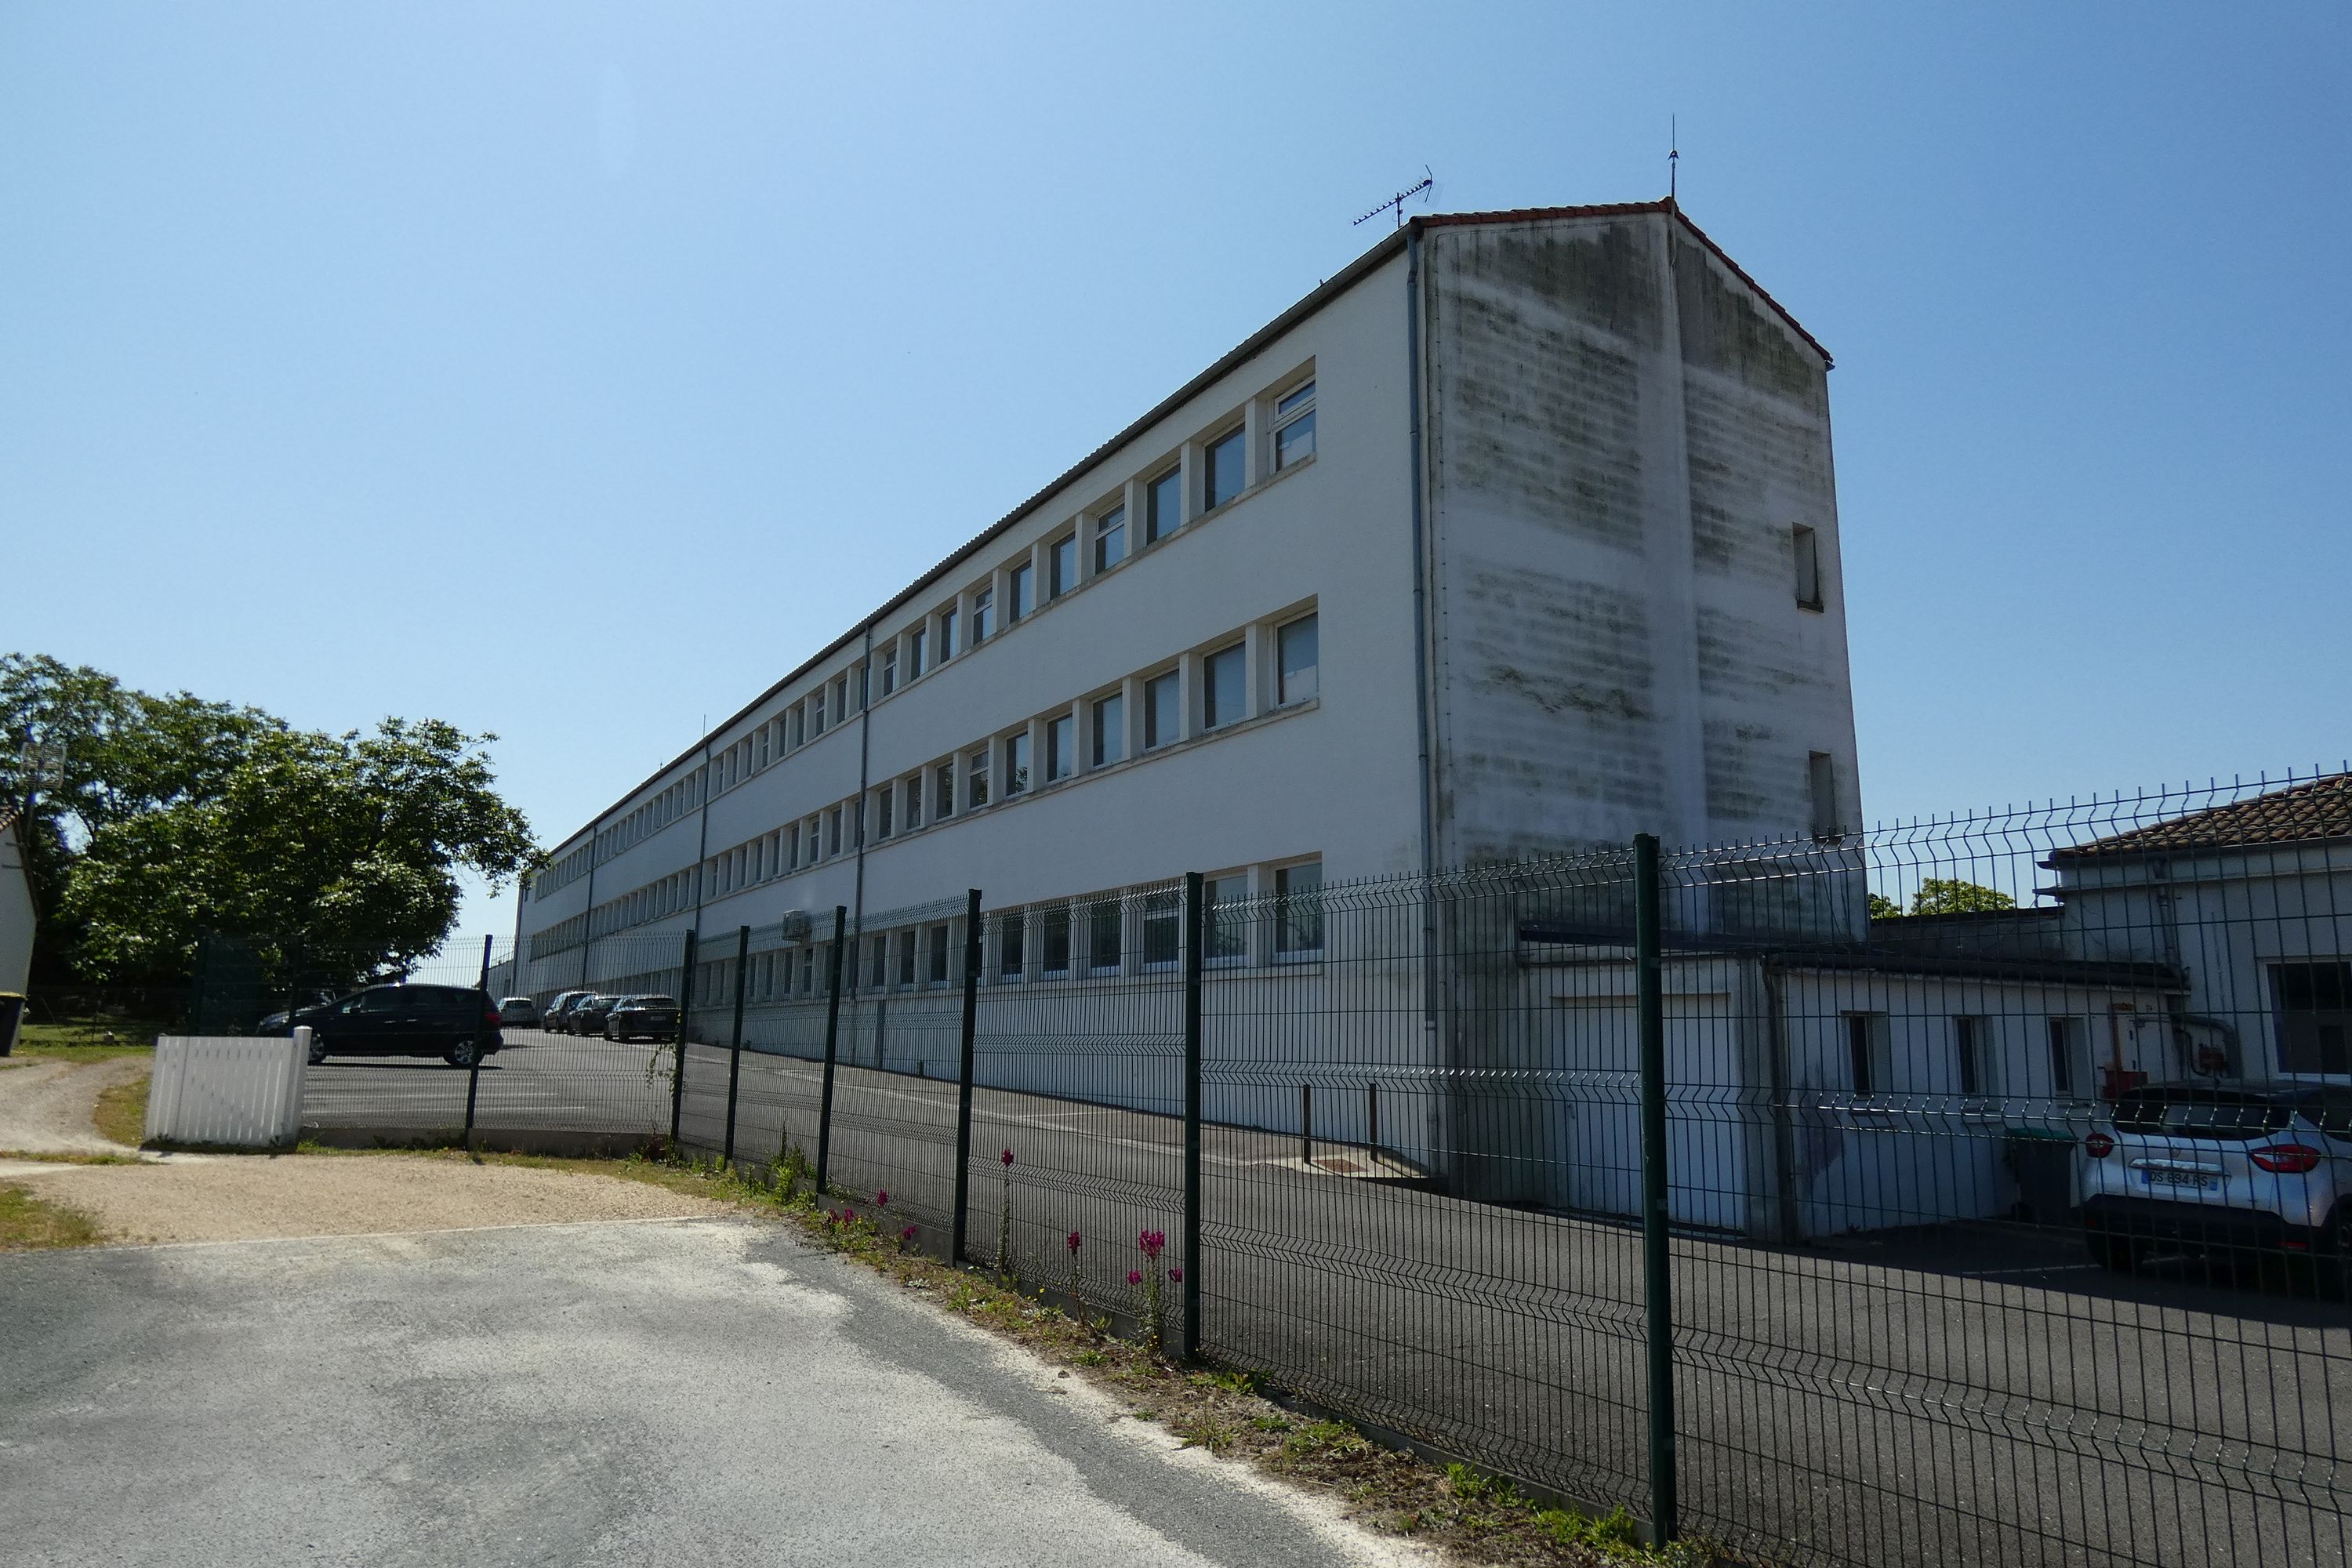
xmin=188 ymin=768 xmax=2352 ymax=1566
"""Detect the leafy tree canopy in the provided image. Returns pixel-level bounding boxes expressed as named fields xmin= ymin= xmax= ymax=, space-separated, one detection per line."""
xmin=1869 ymin=878 xmax=2020 ymax=920
xmin=4 ymin=655 xmax=535 ymax=982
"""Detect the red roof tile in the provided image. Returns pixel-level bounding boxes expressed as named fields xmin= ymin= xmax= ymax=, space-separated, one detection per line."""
xmin=2053 ymin=774 xmax=2352 ymax=861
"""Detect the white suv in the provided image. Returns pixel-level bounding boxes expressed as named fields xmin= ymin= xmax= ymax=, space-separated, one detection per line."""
xmin=2082 ymin=1083 xmax=2352 ymax=1290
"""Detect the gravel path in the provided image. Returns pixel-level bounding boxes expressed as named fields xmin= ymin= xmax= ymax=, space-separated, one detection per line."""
xmin=0 ymin=1057 xmax=147 ymax=1155
xmin=6 ymin=1153 xmax=730 ymax=1243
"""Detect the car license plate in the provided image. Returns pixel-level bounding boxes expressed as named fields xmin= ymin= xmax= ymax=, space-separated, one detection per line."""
xmin=2139 ymin=1168 xmax=2219 ymax=1192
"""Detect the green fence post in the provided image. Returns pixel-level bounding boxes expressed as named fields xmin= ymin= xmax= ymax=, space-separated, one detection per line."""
xmin=722 ymin=924 xmax=750 ymax=1164
xmin=950 ymin=889 xmax=982 ymax=1265
xmin=670 ymin=928 xmax=696 ymax=1148
xmin=1634 ymin=832 xmax=1678 ymax=1544
xmin=1181 ymin=871 xmax=1203 ymax=1360
xmin=815 ymin=906 xmax=846 ymax=1197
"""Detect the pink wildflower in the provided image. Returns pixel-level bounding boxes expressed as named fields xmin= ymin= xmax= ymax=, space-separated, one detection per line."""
xmin=1138 ymin=1229 xmax=1165 ymax=1261
xmin=1127 ymin=1270 xmax=1143 ymax=1287
xmin=1001 ymin=1148 xmax=1014 ymax=1167
xmin=1066 ymin=1230 xmax=1082 ymax=1254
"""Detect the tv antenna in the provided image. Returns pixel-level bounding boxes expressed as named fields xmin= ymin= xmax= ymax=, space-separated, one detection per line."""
xmin=1668 ymin=116 xmax=1679 ymax=205
xmin=1354 ymin=167 xmax=1434 ymax=230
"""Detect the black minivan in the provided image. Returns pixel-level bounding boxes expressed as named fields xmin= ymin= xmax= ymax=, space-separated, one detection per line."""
xmin=286 ymin=985 xmax=505 ymax=1068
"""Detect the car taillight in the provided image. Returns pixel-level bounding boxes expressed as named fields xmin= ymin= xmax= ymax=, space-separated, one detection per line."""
xmin=2084 ymin=1132 xmax=2114 ymax=1158
xmin=2250 ymin=1144 xmax=2322 ymax=1174
xmin=483 ymin=1008 xmax=500 ymax=1026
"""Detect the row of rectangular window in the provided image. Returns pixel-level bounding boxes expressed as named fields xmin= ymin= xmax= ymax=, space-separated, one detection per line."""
xmin=553 ymin=372 xmax=1319 ymax=913
xmin=695 ymin=374 xmax=1317 ymax=810
xmin=580 ymin=612 xmax=1317 ymax=935
xmin=686 ymin=861 xmax=1323 ymax=1004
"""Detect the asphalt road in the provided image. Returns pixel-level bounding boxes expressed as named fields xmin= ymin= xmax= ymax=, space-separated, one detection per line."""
xmin=303 ymin=1032 xmax=2352 ymax=1567
xmin=0 ymin=1216 xmax=1408 ymax=1568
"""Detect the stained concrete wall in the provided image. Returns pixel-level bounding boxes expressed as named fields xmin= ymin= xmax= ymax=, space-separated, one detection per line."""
xmin=1419 ymin=211 xmax=1860 ymax=869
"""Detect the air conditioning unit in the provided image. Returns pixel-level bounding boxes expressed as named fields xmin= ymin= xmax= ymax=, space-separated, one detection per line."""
xmin=777 ymin=910 xmax=812 ymax=943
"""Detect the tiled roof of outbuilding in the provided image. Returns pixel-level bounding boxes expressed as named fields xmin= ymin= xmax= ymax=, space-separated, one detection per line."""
xmin=2052 ymin=774 xmax=2352 ymax=861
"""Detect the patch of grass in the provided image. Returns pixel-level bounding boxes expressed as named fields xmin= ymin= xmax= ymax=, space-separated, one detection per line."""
xmin=0 ymin=1183 xmax=105 ymax=1250
xmin=93 ymin=1071 xmax=151 ymax=1147
xmin=0 ymin=1149 xmax=140 ymax=1166
xmin=14 ymin=1018 xmax=167 ymax=1060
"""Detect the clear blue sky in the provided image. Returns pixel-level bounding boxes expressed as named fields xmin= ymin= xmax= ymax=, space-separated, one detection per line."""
xmin=5 ymin=3 xmax=2347 ymax=953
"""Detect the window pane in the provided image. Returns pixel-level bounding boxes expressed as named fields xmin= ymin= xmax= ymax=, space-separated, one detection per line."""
xmin=967 ymin=749 xmax=990 ymax=808
xmin=1793 ymin=524 xmax=1821 ymax=608
xmin=1145 ymin=672 xmax=1180 ymax=748
xmin=1047 ymin=713 xmax=1073 ymax=780
xmin=897 ymin=931 xmax=916 ymax=985
xmin=1276 ymin=379 xmax=1315 ymax=418
xmin=869 ymin=935 xmax=887 ymax=988
xmin=1095 ymin=507 xmax=1126 ymax=571
xmin=1089 ymin=900 xmax=1122 ymax=972
xmin=1051 ymin=535 xmax=1077 ymax=597
xmin=1275 ymin=407 xmax=1316 ymax=470
xmin=1203 ymin=643 xmax=1246 ymax=728
xmin=927 ymin=924 xmax=949 ymax=984
xmin=1142 ymin=891 xmax=1179 ymax=967
xmin=936 ymin=762 xmax=955 ymax=819
xmin=1146 ymin=466 xmax=1181 ymax=543
xmin=1000 ymin=916 xmax=1025 ymax=980
xmin=2275 ymin=961 xmax=2352 ymax=1074
xmin=1043 ymin=910 xmax=1071 ymax=975
xmin=876 ymin=786 xmax=893 ymax=840
xmin=1206 ymin=426 xmax=1245 ymax=509
xmin=938 ymin=609 xmax=957 ymax=661
xmin=1009 ymin=561 xmax=1033 ymax=621
xmin=971 ymin=588 xmax=994 ymax=643
xmin=1278 ymin=614 xmax=1318 ymax=702
xmin=908 ymin=627 xmax=926 ymax=679
xmin=880 ymin=646 xmax=898 ymax=695
xmin=1004 ymin=731 xmax=1030 ymax=796
xmin=1092 ymin=693 xmax=1124 ymax=766
xmin=1275 ymin=862 xmax=1323 ymax=956
xmin=1207 ymin=874 xmax=1249 ymax=959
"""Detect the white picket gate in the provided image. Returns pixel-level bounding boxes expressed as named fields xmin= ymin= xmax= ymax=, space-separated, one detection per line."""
xmin=144 ymin=1029 xmax=310 ymax=1147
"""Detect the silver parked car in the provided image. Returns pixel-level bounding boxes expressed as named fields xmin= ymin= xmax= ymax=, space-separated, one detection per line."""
xmin=2082 ymin=1082 xmax=2352 ymax=1289
xmin=497 ymin=996 xmax=541 ymax=1028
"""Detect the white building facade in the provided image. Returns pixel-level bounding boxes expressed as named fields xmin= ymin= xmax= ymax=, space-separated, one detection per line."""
xmin=516 ymin=202 xmax=1860 ymax=1013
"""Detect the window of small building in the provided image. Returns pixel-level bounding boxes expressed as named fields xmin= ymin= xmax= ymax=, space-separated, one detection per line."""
xmin=1050 ymin=535 xmax=1077 ymax=599
xmin=1007 ymin=561 xmax=1033 ymax=623
xmin=2273 ymin=961 xmax=2352 ymax=1076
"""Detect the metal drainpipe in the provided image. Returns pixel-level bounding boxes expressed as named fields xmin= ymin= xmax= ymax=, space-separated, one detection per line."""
xmin=1404 ymin=223 xmax=1446 ymax=1148
xmin=687 ymin=736 xmax=713 ymax=1035
xmin=578 ymin=812 xmax=604 ymax=990
xmin=1762 ymin=960 xmax=1799 ymax=1245
xmin=848 ymin=623 xmax=877 ymax=1058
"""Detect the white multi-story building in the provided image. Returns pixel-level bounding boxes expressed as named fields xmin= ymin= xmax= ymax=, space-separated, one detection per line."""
xmin=517 ymin=201 xmax=1860 ymax=1006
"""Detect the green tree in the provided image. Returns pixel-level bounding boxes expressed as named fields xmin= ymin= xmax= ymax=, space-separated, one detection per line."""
xmin=60 ymin=718 xmax=536 ymax=982
xmin=1907 ymin=879 xmax=2017 ymax=916
xmin=1867 ymin=892 xmax=1902 ymax=921
xmin=2 ymin=655 xmax=285 ymax=971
